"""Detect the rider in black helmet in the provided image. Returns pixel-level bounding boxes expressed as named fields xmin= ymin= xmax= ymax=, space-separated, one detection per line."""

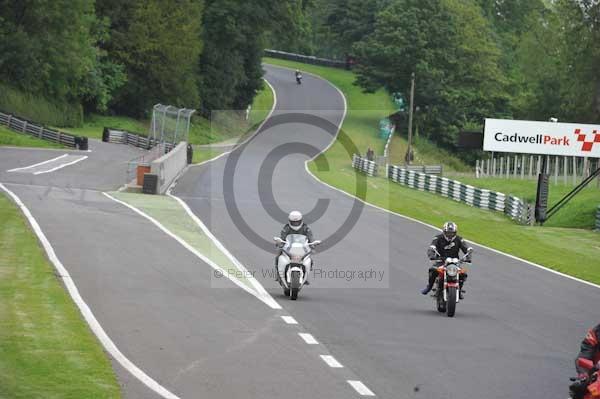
xmin=421 ymin=222 xmax=473 ymax=299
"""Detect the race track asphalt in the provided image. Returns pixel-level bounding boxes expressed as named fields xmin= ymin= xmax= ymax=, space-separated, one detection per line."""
xmin=1 ymin=65 xmax=597 ymax=399
xmin=0 ymin=107 xmax=363 ymax=396
xmin=171 ymin=64 xmax=599 ymax=399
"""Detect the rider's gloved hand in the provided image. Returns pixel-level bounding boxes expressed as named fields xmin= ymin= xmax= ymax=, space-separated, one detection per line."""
xmin=569 ymin=375 xmax=589 ymax=399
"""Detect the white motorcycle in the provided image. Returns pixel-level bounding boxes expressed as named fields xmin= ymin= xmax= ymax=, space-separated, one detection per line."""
xmin=274 ymin=234 xmax=321 ymax=300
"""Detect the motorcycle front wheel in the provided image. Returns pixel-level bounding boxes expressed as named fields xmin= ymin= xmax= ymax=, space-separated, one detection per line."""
xmin=290 ymin=271 xmax=300 ymax=300
xmin=447 ymin=287 xmax=457 ymax=317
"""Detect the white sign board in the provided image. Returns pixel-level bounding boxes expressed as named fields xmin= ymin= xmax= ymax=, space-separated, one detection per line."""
xmin=484 ymin=118 xmax=600 ymax=158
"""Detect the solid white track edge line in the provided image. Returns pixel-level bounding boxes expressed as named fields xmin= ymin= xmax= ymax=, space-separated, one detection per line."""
xmin=285 ymin=63 xmax=600 ymax=291
xmin=0 ymin=183 xmax=182 ymax=399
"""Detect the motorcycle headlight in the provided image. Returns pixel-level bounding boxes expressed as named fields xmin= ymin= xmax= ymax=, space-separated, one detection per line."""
xmin=446 ymin=265 xmax=459 ymax=277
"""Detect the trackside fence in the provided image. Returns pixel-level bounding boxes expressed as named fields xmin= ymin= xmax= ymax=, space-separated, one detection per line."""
xmin=386 ymin=164 xmax=534 ymax=225
xmin=596 ymin=206 xmax=600 ymax=231
xmin=102 ymin=127 xmax=174 ymax=151
xmin=352 ymin=154 xmax=378 ymax=176
xmin=264 ymin=49 xmax=348 ymax=69
xmin=0 ymin=110 xmax=88 ymax=149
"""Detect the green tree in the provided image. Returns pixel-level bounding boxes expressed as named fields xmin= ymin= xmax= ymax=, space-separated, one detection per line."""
xmin=325 ymin=0 xmax=388 ymax=57
xmin=199 ymin=0 xmax=298 ymax=114
xmin=0 ymin=0 xmax=96 ymax=101
xmin=354 ymin=0 xmax=508 ymax=148
xmin=554 ymin=0 xmax=600 ymax=122
xmin=97 ymin=0 xmax=203 ymax=116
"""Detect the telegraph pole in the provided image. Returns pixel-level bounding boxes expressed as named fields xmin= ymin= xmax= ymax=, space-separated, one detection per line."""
xmin=405 ymin=72 xmax=415 ymax=165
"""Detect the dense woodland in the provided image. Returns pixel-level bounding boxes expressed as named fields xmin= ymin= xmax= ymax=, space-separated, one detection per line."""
xmin=0 ymin=0 xmax=297 ymax=119
xmin=274 ymin=0 xmax=600 ymax=151
xmin=0 ymin=0 xmax=599 ymax=153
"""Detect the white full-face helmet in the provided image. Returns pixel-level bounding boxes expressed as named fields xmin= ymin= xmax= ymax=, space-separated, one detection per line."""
xmin=288 ymin=211 xmax=303 ymax=231
xmin=442 ymin=221 xmax=458 ymax=241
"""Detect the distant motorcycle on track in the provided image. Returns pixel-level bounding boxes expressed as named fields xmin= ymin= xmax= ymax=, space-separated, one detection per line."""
xmin=295 ymin=71 xmax=302 ymax=85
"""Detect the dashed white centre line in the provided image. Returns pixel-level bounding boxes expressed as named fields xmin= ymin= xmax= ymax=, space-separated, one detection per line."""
xmin=281 ymin=315 xmax=298 ymax=324
xmin=298 ymin=333 xmax=318 ymax=345
xmin=320 ymin=355 xmax=343 ymax=368
xmin=347 ymin=380 xmax=375 ymax=396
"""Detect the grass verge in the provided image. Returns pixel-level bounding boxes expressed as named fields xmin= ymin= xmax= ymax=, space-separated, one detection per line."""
xmin=0 ymin=83 xmax=83 ymax=127
xmin=192 ymin=146 xmax=227 ymax=164
xmin=0 ymin=193 xmax=120 ymax=398
xmin=388 ymin=134 xmax=471 ymax=172
xmin=443 ymin=175 xmax=600 ymax=229
xmin=62 ymin=83 xmax=274 ymax=147
xmin=110 ymin=192 xmax=253 ymax=289
xmin=0 ymin=125 xmax=65 ymax=149
xmin=265 ymin=57 xmax=600 ymax=285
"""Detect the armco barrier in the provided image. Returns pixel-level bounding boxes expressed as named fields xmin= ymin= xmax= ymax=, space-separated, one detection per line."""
xmin=387 ymin=164 xmax=532 ymax=224
xmin=149 ymin=142 xmax=188 ymax=194
xmin=102 ymin=127 xmax=174 ymax=151
xmin=264 ymin=49 xmax=348 ymax=69
xmin=596 ymin=205 xmax=600 ymax=231
xmin=0 ymin=110 xmax=88 ymax=150
xmin=352 ymin=154 xmax=378 ymax=176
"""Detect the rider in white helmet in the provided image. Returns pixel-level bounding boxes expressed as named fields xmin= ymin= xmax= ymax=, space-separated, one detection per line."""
xmin=280 ymin=210 xmax=313 ymax=241
xmin=275 ymin=211 xmax=314 ymax=282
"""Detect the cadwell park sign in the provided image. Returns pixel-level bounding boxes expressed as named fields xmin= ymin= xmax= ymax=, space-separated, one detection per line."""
xmin=484 ymin=118 xmax=600 ymax=158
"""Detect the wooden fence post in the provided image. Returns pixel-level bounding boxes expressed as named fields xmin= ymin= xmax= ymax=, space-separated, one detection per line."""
xmin=554 ymin=156 xmax=558 ymax=184
xmin=563 ymin=156 xmax=568 ymax=185
xmin=529 ymin=155 xmax=533 ymax=178
xmin=521 ymin=154 xmax=525 ymax=179
xmin=573 ymin=157 xmax=577 ymax=185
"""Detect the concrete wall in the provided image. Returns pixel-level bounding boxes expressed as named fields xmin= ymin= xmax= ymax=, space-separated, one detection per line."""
xmin=151 ymin=141 xmax=187 ymax=194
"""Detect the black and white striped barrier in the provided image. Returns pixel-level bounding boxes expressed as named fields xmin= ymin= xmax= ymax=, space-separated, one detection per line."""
xmin=352 ymin=154 xmax=378 ymax=176
xmin=387 ymin=164 xmax=532 ymax=224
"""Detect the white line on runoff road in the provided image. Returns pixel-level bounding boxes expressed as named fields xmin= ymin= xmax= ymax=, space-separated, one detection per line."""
xmin=7 ymin=154 xmax=87 ymax=174
xmin=7 ymin=154 xmax=68 ymax=172
xmin=34 ymin=155 xmax=87 ymax=174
